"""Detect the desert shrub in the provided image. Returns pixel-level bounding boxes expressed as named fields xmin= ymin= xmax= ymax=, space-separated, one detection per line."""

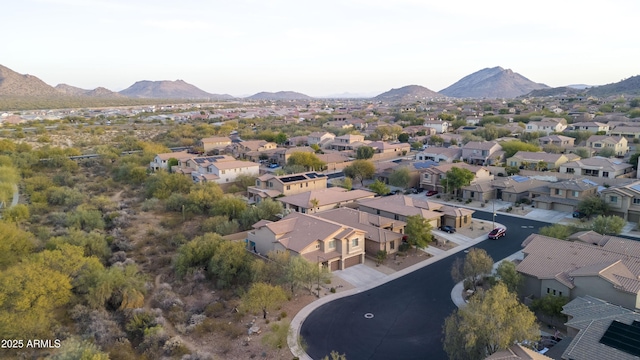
xmin=69 ymin=305 xmax=125 ymax=347
xmin=163 ymin=336 xmax=190 ymax=357
xmin=152 ymin=283 xmax=184 ymax=310
xmin=262 ymin=321 xmax=290 ymax=349
xmin=47 ymin=186 xmax=85 ymax=208
xmin=141 ymin=198 xmax=160 ymax=211
xmin=50 ymin=337 xmax=109 ymax=360
xmin=205 ymin=302 xmax=226 ymax=318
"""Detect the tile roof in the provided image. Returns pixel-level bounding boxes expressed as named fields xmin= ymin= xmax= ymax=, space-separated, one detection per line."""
xmin=278 ymin=188 xmax=375 ymax=209
xmin=315 ymin=208 xmax=405 ymax=244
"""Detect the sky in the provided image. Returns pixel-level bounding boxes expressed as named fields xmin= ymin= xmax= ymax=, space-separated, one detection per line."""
xmin=3 ymin=0 xmax=639 ymax=97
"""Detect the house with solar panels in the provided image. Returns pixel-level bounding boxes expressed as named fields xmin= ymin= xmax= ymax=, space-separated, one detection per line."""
xmin=172 ymin=155 xmax=260 ymax=184
xmin=247 ymin=172 xmax=328 ymax=203
xmin=559 ymin=296 xmax=640 ymax=360
xmin=600 ymin=180 xmax=640 ymax=222
xmin=559 ymin=156 xmax=635 ymax=179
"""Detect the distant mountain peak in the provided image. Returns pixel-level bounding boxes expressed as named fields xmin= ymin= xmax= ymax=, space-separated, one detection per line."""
xmin=118 ymin=80 xmax=232 ymax=99
xmin=440 ymin=67 xmax=549 ymax=98
xmin=373 ymin=85 xmax=443 ymax=102
xmin=245 ymin=91 xmax=312 ymax=100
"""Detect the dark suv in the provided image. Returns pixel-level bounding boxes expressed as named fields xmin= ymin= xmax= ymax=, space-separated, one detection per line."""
xmin=441 ymin=225 xmax=456 ymax=233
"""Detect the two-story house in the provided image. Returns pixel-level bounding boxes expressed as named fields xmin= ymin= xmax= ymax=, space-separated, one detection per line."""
xmin=566 ymin=121 xmax=609 ymax=133
xmin=232 ymin=140 xmax=277 ymax=160
xmin=415 ymin=147 xmax=462 ymax=163
xmin=191 ymin=159 xmax=260 ymax=184
xmin=559 ymin=157 xmax=635 ymax=179
xmin=420 ymin=163 xmax=493 ymax=193
xmin=530 ymin=178 xmax=599 ymax=213
xmin=197 ymin=136 xmax=232 ymax=153
xmin=609 ymin=125 xmax=640 ymax=140
xmin=525 ymin=118 xmax=567 ymax=134
xmin=247 ymin=212 xmax=366 ymax=271
xmin=423 ymin=120 xmax=449 ymax=134
xmin=600 ymin=180 xmax=640 ymax=222
xmin=461 ymin=141 xmax=504 ymax=165
xmin=329 ymin=134 xmax=366 ymax=151
xmin=315 ymin=207 xmax=406 ymax=257
xmin=277 ymin=187 xmax=376 ymax=214
xmin=149 ymin=151 xmax=193 ymax=171
xmin=247 ymin=172 xmax=327 ymax=203
xmin=586 ymin=135 xmax=629 ymax=157
xmin=173 ymin=155 xmax=237 ymax=176
xmin=307 ymin=132 xmax=335 ymax=148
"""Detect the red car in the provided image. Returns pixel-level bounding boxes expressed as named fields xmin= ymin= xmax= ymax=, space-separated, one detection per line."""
xmin=425 ymin=190 xmax=438 ymax=196
xmin=488 ymin=228 xmax=506 ymax=239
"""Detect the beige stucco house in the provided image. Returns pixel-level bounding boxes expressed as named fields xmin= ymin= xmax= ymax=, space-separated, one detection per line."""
xmin=600 ymin=180 xmax=640 ymax=222
xmin=247 ymin=171 xmax=327 ymax=203
xmin=558 ymin=156 xmax=635 ymax=179
xmin=507 ymin=151 xmax=569 ymax=170
xmin=247 ymin=212 xmax=366 ymax=271
xmin=278 ymin=187 xmax=376 ymax=214
xmin=586 ymin=135 xmax=629 ymax=157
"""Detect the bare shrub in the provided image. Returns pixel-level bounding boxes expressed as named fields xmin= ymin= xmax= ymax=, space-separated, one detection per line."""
xmin=152 ymin=283 xmax=184 ymax=310
xmin=69 ymin=305 xmax=125 ymax=347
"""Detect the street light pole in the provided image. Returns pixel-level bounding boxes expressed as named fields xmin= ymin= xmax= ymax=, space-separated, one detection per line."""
xmin=492 ymin=199 xmax=496 ymax=229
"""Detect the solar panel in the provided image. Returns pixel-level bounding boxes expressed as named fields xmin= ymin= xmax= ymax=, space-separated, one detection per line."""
xmin=280 ymin=175 xmax=307 ymax=183
xmin=631 ymin=184 xmax=640 ymax=192
xmin=307 ymin=173 xmax=317 ymax=179
xmin=600 ymin=320 xmax=640 ymax=357
xmin=511 ymin=175 xmax=529 ymax=183
xmin=581 ymin=179 xmax=598 ymax=186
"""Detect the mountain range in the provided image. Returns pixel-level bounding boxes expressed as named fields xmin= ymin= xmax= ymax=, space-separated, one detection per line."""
xmin=1 ymin=64 xmax=639 ymax=107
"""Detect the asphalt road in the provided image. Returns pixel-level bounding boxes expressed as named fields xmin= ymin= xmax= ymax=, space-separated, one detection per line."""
xmin=300 ymin=213 xmax=550 ymax=360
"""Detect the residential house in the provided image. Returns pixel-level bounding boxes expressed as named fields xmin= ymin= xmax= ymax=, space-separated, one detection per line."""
xmin=247 ymin=172 xmax=327 ymax=203
xmin=420 ymin=163 xmax=494 ymax=193
xmin=191 ymin=159 xmax=260 ymax=184
xmin=357 ymin=195 xmax=474 ymax=229
xmin=329 ymin=134 xmax=366 ymax=151
xmin=609 ymin=125 xmax=640 ymax=140
xmin=232 ymin=140 xmax=277 ymax=160
xmin=566 ymin=121 xmax=609 ymax=133
xmin=316 ymin=152 xmax=352 ymax=172
xmin=423 ymin=120 xmax=449 ymax=134
xmin=197 ymin=136 xmax=232 ymax=153
xmin=307 ymin=132 xmax=335 ymax=148
xmin=560 ymin=296 xmax=640 ymax=360
xmin=530 ymin=178 xmax=599 ymax=213
xmin=507 ymin=151 xmax=570 ymax=170
xmin=517 ymin=233 xmax=640 ymax=310
xmin=315 ymin=208 xmax=406 ymax=256
xmin=586 ymin=135 xmax=628 ymax=157
xmin=271 ymin=147 xmax=316 ymax=167
xmin=415 ymin=147 xmax=462 ymax=163
xmin=559 ymin=157 xmax=635 ymax=179
xmin=525 ymin=118 xmax=567 ymax=134
xmin=173 ymin=155 xmax=237 ymax=176
xmin=492 ymin=175 xmax=549 ymax=203
xmin=537 ymin=135 xmax=575 ymax=149
xmin=600 ymin=180 xmax=640 ymax=222
xmin=278 ymin=187 xmax=376 ymax=214
xmin=149 ymin=151 xmax=193 ymax=171
xmin=247 ymin=212 xmax=365 ymax=271
xmin=461 ymin=141 xmax=504 ymax=165
xmin=368 ymin=141 xmax=411 ymax=156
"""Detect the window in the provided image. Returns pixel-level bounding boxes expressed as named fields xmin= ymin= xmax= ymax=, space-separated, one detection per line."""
xmin=221 ymin=170 xmax=226 ymax=174
xmin=566 ymin=168 xmax=574 ymax=173
xmin=602 ymin=171 xmax=609 ymax=177
xmin=559 ymin=291 xmax=562 ymax=297
xmin=594 ymin=143 xmax=602 ymax=148
xmin=376 ymin=210 xmax=380 ymax=215
xmin=555 ymin=189 xmax=563 ymax=195
xmin=306 ymin=183 xmax=308 ymax=187
xmin=286 ymin=185 xmax=291 ymax=190
xmin=390 ymin=241 xmax=395 ymax=250
xmin=256 ymin=180 xmax=261 ymax=186
xmin=351 ymin=238 xmax=359 ymax=247
xmin=610 ymin=196 xmax=618 ymax=203
xmin=634 ymin=198 xmax=640 ymax=205
xmin=553 ymin=289 xmax=556 ymax=295
xmin=573 ymin=191 xmax=579 ymax=197
xmin=547 ymin=288 xmax=550 ymax=294
xmin=328 ymin=240 xmax=336 ymax=249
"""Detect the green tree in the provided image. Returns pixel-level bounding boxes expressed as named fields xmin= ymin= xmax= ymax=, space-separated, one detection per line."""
xmin=495 ymin=261 xmax=522 ymax=293
xmin=234 ymin=173 xmax=257 ymax=191
xmin=343 ymin=160 xmax=375 ymax=186
xmin=574 ymin=147 xmax=591 ymax=159
xmin=3 ymin=203 xmax=30 ymax=223
xmin=443 ymin=167 xmax=475 ymax=197
xmin=0 ymin=220 xmax=37 ymax=269
xmin=242 ymin=282 xmax=288 ymax=319
xmin=576 ymin=196 xmax=609 ymax=219
xmin=356 ymin=146 xmax=375 ymax=160
xmin=389 ymin=167 xmax=411 ymax=188
xmin=539 ymin=224 xmax=576 ymax=240
xmin=286 ymin=152 xmax=326 ymax=171
xmin=208 ymin=239 xmax=253 ymax=288
xmin=174 ymin=233 xmax=223 ymax=277
xmin=338 ymin=177 xmax=353 ymax=190
xmin=628 ymin=152 xmax=640 ymax=170
xmin=185 ymin=182 xmax=224 ymax=214
xmin=443 ymin=283 xmax=539 ymax=360
xmin=451 ymin=248 xmax=494 ymax=291
xmin=274 ymin=132 xmax=288 ymax=145
xmin=87 ymin=264 xmax=146 ymax=310
xmin=404 ymin=215 xmax=433 ymax=252
xmin=213 ymin=195 xmax=248 ymax=219
xmin=598 ymin=147 xmax=616 ymax=158
xmin=368 ymin=179 xmax=390 ymax=196
xmin=499 ymin=141 xmax=541 ymax=158
xmin=398 ymin=133 xmax=410 ymax=143
xmin=145 ymin=170 xmax=192 ymax=199
xmin=530 ymin=295 xmax=570 ymax=320
xmin=592 ymin=215 xmax=626 ymax=235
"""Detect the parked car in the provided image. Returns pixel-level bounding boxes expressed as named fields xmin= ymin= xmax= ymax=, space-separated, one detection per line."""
xmin=572 ymin=211 xmax=586 ymax=219
xmin=268 ymin=163 xmax=279 ymax=169
xmin=441 ymin=225 xmax=456 ymax=233
xmin=426 ymin=190 xmax=438 ymax=196
xmin=488 ymin=227 xmax=506 ymax=239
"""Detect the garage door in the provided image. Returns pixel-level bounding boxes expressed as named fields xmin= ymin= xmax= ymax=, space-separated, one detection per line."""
xmin=628 ymin=211 xmax=640 ymax=223
xmin=330 ymin=260 xmax=340 ymax=272
xmin=343 ymin=255 xmax=361 ymax=269
xmin=553 ymin=203 xmax=574 ymax=213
